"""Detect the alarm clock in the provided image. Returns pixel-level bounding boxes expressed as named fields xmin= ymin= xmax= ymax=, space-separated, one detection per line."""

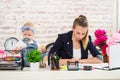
xmin=4 ymin=37 xmax=19 ymax=52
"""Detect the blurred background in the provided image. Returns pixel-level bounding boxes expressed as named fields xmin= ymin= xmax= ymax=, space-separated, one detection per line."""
xmin=0 ymin=0 xmax=118 ymax=49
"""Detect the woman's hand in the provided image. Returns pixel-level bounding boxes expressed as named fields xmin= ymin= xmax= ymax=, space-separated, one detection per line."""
xmin=59 ymin=58 xmax=79 ymax=65
xmin=40 ymin=45 xmax=46 ymax=53
xmin=68 ymin=58 xmax=78 ymax=62
xmin=79 ymin=57 xmax=103 ymax=64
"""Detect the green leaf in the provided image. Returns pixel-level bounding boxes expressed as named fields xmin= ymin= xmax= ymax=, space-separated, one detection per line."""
xmin=26 ymin=49 xmax=43 ymax=63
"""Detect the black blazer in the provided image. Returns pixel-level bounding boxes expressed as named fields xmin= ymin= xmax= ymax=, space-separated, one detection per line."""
xmin=49 ymin=31 xmax=101 ymax=59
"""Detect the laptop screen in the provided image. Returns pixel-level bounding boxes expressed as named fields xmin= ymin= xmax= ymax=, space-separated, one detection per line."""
xmin=109 ymin=44 xmax=120 ymax=69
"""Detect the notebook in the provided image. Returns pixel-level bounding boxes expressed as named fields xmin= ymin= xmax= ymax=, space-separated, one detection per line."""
xmin=95 ymin=44 xmax=120 ymax=70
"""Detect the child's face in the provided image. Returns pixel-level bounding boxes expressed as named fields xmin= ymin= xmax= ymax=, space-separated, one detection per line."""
xmin=22 ymin=30 xmax=34 ymax=40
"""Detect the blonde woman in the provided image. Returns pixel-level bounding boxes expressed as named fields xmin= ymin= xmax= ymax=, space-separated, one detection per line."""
xmin=49 ymin=15 xmax=103 ymax=65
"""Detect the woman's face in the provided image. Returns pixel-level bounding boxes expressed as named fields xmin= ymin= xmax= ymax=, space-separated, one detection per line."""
xmin=22 ymin=30 xmax=34 ymax=40
xmin=73 ymin=25 xmax=88 ymax=41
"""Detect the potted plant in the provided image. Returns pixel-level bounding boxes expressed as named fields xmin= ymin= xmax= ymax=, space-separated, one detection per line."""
xmin=26 ymin=49 xmax=43 ymax=70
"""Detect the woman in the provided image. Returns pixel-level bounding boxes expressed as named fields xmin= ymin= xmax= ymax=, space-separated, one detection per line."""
xmin=49 ymin=15 xmax=103 ymax=65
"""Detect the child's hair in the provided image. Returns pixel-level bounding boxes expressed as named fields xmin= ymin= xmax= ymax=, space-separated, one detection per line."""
xmin=21 ymin=22 xmax=35 ymax=34
xmin=23 ymin=22 xmax=34 ymax=28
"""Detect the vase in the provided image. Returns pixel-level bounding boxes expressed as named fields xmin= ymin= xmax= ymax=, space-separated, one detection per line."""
xmin=30 ymin=62 xmax=40 ymax=71
xmin=103 ymin=54 xmax=109 ymax=63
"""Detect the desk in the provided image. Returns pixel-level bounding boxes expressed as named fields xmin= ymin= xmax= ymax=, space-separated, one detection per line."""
xmin=0 ymin=63 xmax=120 ymax=80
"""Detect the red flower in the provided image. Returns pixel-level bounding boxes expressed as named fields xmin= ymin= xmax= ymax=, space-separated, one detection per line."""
xmin=101 ymin=44 xmax=108 ymax=55
xmin=94 ymin=29 xmax=106 ymax=38
xmin=94 ymin=29 xmax=108 ymax=56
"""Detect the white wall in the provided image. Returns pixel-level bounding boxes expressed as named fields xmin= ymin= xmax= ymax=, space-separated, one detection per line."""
xmin=118 ymin=0 xmax=120 ymax=30
xmin=0 ymin=0 xmax=118 ymax=49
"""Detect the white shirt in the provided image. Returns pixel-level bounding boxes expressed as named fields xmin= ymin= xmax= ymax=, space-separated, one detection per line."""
xmin=73 ymin=48 xmax=81 ymax=60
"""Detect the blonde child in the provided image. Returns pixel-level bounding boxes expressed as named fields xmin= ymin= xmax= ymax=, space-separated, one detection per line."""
xmin=13 ymin=22 xmax=46 ymax=67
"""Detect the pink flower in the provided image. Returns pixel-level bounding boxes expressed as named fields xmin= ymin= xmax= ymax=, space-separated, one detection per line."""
xmin=94 ymin=29 xmax=106 ymax=38
xmin=0 ymin=49 xmax=6 ymax=58
xmin=106 ymin=33 xmax=120 ymax=46
xmin=101 ymin=44 xmax=108 ymax=55
xmin=99 ymin=36 xmax=108 ymax=43
xmin=94 ymin=39 xmax=100 ymax=46
xmin=106 ymin=31 xmax=120 ymax=56
xmin=0 ymin=50 xmax=4 ymax=53
xmin=94 ymin=29 xmax=108 ymax=55
xmin=94 ymin=36 xmax=107 ymax=46
xmin=119 ymin=30 xmax=120 ymax=33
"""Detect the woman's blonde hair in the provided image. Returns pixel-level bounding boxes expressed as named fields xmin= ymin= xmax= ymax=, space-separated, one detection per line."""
xmin=73 ymin=15 xmax=89 ymax=49
xmin=81 ymin=30 xmax=89 ymax=49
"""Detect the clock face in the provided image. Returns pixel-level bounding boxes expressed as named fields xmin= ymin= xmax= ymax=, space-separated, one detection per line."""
xmin=4 ymin=37 xmax=19 ymax=51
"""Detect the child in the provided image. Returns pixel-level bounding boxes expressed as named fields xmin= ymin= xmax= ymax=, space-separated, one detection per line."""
xmin=13 ymin=22 xmax=46 ymax=67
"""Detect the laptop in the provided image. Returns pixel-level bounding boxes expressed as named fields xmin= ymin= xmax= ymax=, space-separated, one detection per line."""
xmin=95 ymin=44 xmax=120 ymax=70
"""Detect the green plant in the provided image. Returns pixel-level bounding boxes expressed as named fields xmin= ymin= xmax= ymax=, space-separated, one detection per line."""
xmin=26 ymin=49 xmax=43 ymax=63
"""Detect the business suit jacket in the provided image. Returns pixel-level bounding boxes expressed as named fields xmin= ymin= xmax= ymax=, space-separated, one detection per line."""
xmin=49 ymin=31 xmax=101 ymax=59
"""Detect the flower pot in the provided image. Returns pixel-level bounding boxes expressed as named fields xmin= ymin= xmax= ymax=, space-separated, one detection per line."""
xmin=103 ymin=54 xmax=109 ymax=63
xmin=30 ymin=62 xmax=40 ymax=71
